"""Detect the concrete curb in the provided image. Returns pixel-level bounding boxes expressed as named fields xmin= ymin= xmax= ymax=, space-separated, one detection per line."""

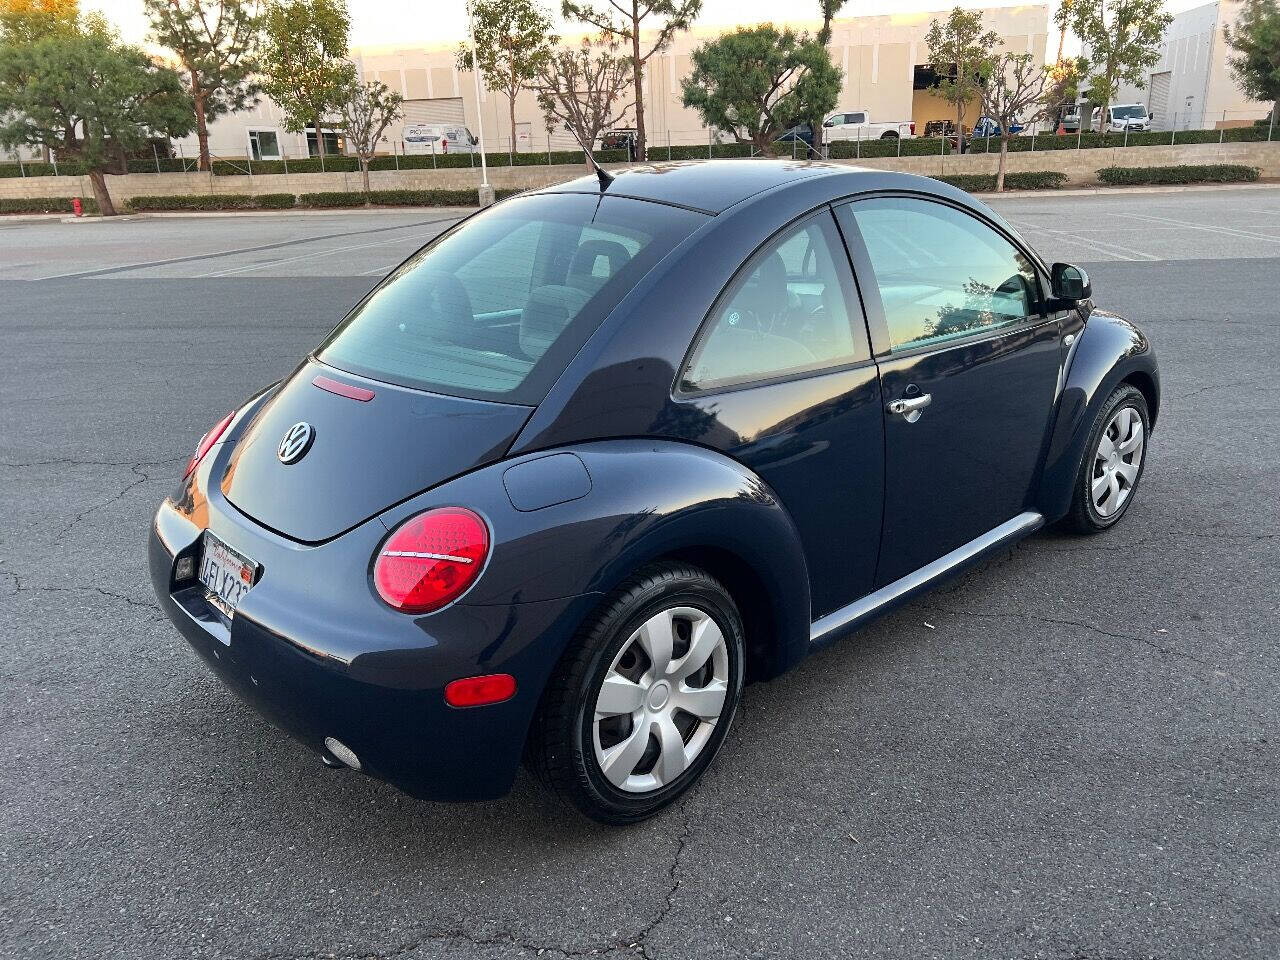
xmin=51 ymin=206 xmax=478 ymax=224
xmin=974 ymin=181 xmax=1280 ymax=199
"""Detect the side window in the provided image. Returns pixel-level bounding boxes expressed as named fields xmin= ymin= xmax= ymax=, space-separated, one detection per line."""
xmin=847 ymin=197 xmax=1039 ymax=353
xmin=681 ymin=213 xmax=869 ymax=392
xmin=849 ymin=112 xmax=867 ymax=125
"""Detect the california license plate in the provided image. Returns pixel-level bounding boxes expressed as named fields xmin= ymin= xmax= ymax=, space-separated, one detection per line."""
xmin=199 ymin=532 xmax=258 ymax=619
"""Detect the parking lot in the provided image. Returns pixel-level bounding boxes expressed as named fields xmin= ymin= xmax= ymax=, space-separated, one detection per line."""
xmin=2 ymin=185 xmax=1278 ymax=960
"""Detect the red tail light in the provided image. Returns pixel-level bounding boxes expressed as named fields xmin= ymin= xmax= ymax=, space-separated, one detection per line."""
xmin=374 ymin=507 xmax=489 ymax=613
xmin=445 ymin=673 xmax=516 ymax=708
xmin=184 ymin=410 xmax=235 ymax=480
xmin=909 ymin=121 xmax=916 ymax=136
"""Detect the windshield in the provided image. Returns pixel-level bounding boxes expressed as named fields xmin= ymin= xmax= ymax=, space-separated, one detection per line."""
xmin=318 ymin=192 xmax=705 ymax=405
xmin=1112 ymin=105 xmax=1146 ymax=119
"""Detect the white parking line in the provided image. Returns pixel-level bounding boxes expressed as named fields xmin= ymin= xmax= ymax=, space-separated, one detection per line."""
xmin=1005 ymin=217 xmax=1162 ymax=261
xmin=194 ymin=231 xmax=440 ymax=277
xmin=1108 ymin=210 xmax=1280 ymax=244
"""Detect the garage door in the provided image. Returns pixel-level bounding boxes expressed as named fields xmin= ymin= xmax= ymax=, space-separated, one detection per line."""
xmin=1149 ymin=72 xmax=1171 ymax=130
xmin=402 ymin=98 xmax=466 ymax=126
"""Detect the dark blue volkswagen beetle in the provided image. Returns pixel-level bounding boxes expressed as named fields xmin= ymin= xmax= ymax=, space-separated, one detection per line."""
xmin=150 ymin=160 xmax=1158 ymax=824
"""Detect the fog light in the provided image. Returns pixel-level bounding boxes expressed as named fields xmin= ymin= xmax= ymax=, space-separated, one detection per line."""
xmin=323 ymin=736 xmax=361 ymax=771
xmin=175 ymin=555 xmax=195 ymax=581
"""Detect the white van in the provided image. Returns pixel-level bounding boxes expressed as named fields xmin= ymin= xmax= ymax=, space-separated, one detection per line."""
xmin=403 ymin=124 xmax=480 ymax=155
xmin=1092 ymin=104 xmax=1152 ymax=133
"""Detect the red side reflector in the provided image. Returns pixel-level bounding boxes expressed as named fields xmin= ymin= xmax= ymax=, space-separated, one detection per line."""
xmin=444 ymin=674 xmax=516 ymax=708
xmin=313 ymin=374 xmax=375 ymax=402
xmin=184 ymin=410 xmax=235 ymax=480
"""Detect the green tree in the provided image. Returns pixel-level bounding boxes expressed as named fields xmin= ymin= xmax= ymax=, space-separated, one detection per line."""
xmin=925 ymin=6 xmax=1000 ymax=154
xmin=260 ymin=0 xmax=353 ymax=169
xmin=681 ymin=24 xmax=842 ymax=157
xmin=1068 ymin=0 xmax=1171 ymax=131
xmin=456 ymin=0 xmax=554 ymax=153
xmin=0 ymin=0 xmax=78 ymax=42
xmin=0 ymin=15 xmax=193 ymax=214
xmin=533 ymin=38 xmax=632 ymax=166
xmin=809 ymin=0 xmax=847 ymax=149
xmin=144 ymin=0 xmax=261 ymax=171
xmin=338 ymin=77 xmax=401 ymax=193
xmin=1224 ymin=0 xmax=1280 ymax=127
xmin=561 ymin=0 xmax=700 ymax=161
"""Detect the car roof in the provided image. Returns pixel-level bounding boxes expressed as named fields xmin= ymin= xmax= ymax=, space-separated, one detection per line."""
xmin=535 ymin=159 xmax=883 ymax=215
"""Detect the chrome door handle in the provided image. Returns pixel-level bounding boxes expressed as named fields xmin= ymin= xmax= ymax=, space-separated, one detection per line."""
xmin=886 ymin=393 xmax=932 ymax=422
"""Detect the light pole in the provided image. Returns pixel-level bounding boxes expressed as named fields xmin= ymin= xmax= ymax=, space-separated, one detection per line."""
xmin=466 ymin=0 xmax=493 ymax=206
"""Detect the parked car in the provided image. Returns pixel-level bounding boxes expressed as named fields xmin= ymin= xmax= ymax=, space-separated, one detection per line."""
xmin=774 ymin=124 xmax=816 ymax=152
xmin=599 ymin=128 xmax=638 ymax=160
xmin=972 ymin=115 xmax=1025 ymax=138
xmin=1060 ymin=108 xmax=1081 ymax=133
xmin=151 ymin=160 xmax=1159 ymax=825
xmin=1093 ymin=103 xmax=1153 ymax=133
xmin=822 ymin=110 xmax=915 ymax=142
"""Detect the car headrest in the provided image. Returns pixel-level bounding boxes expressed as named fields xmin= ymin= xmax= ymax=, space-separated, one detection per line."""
xmin=396 ymin=270 xmax=475 ymax=341
xmin=568 ymin=239 xmax=631 ymax=294
xmin=752 ymin=251 xmax=791 ymax=320
xmin=520 ymin=284 xmax=590 ymax=360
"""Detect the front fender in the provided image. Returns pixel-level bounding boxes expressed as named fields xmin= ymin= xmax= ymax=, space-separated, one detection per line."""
xmin=1037 ymin=309 xmax=1160 ymax=521
xmin=378 ymin=438 xmax=814 ymax=680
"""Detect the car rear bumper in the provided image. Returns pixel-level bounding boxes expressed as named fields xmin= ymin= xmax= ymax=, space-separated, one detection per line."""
xmin=149 ymin=494 xmax=598 ymax=802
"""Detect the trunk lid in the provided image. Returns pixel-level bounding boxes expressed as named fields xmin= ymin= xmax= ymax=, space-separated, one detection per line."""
xmin=220 ymin=361 xmax=532 ymax=542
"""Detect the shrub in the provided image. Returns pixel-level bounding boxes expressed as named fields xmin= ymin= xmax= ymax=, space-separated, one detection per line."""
xmin=299 ymin=188 xmax=520 ymax=208
xmin=0 ymin=196 xmax=99 ymax=214
xmin=935 ymin=171 xmax=1069 ymax=192
xmin=1096 ymin=163 xmax=1260 ymax=185
xmin=125 ymin=193 xmax=297 ymax=211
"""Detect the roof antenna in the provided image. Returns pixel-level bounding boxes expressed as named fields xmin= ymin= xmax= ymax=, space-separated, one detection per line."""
xmin=566 ymin=126 xmax=614 ymax=190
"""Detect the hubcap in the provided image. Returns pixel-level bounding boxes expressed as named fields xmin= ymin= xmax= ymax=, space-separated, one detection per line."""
xmin=592 ymin=606 xmax=730 ymax=794
xmin=1092 ymin=405 xmax=1144 ymax=518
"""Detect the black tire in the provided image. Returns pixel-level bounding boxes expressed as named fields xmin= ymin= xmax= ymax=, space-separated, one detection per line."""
xmin=880 ymin=130 xmax=899 ymax=139
xmin=1063 ymin=383 xmax=1150 ymax=534
xmin=527 ymin=563 xmax=745 ymax=825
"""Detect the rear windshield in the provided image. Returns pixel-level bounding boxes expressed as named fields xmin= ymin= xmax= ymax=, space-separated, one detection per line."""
xmin=317 ymin=192 xmax=705 ymax=405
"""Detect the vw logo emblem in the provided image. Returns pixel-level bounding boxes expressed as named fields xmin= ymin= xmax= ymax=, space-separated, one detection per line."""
xmin=277 ymin=422 xmax=315 ymax=464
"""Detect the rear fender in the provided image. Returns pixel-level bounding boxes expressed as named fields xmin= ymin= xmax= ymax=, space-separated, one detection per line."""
xmin=1037 ymin=309 xmax=1160 ymax=521
xmin=379 ymin=438 xmax=813 ymax=680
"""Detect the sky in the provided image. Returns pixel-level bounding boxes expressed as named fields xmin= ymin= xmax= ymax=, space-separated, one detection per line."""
xmin=84 ymin=0 xmax=1215 ymax=51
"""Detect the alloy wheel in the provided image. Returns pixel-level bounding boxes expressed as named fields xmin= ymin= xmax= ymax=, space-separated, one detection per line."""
xmin=591 ymin=606 xmax=730 ymax=794
xmin=1092 ymin=405 xmax=1145 ymax=518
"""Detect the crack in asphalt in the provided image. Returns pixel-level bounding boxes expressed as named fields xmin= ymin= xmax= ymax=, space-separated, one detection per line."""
xmin=0 ymin=456 xmax=183 ymax=469
xmin=3 ymin=571 xmax=165 ymax=623
xmin=47 ymin=460 xmax=173 ymax=545
xmin=629 ymin=800 xmax=694 ymax=960
xmin=918 ymin=605 xmax=1214 ymax=668
xmin=247 ymin=804 xmax=697 ymax=960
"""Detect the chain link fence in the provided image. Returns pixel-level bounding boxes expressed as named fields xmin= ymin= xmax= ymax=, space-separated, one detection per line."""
xmin=4 ymin=109 xmax=1274 ymax=177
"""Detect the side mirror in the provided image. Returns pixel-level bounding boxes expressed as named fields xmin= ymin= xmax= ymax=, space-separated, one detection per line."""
xmin=1051 ymin=262 xmax=1092 ymax=302
xmin=822 ymin=120 xmax=834 ymax=128
xmin=1148 ymin=111 xmax=1154 ymax=120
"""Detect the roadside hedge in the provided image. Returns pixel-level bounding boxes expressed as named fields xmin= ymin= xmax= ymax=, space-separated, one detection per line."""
xmin=125 ymin=193 xmax=297 ymax=211
xmin=0 ymin=196 xmax=98 ymax=214
xmin=1096 ymin=163 xmax=1260 ymax=185
xmin=298 ymin=188 xmax=519 ymax=208
xmin=935 ymin=171 xmax=1070 ymax=192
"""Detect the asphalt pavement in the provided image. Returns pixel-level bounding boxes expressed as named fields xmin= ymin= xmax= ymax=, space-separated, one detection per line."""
xmin=1 ymin=186 xmax=1278 ymax=960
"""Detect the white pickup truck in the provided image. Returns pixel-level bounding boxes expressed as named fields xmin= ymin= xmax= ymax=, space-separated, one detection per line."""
xmin=822 ymin=110 xmax=916 ymax=142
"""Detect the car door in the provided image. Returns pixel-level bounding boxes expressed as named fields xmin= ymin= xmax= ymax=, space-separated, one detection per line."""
xmin=671 ymin=210 xmax=884 ymax=618
xmin=835 ymin=196 xmax=1065 ymax=587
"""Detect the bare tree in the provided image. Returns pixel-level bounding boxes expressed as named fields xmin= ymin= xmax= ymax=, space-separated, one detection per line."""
xmin=533 ymin=38 xmax=633 ymax=167
xmin=339 ymin=77 xmax=402 ymax=194
xmin=560 ymin=0 xmax=700 ymax=160
xmin=979 ymin=52 xmax=1052 ymax=190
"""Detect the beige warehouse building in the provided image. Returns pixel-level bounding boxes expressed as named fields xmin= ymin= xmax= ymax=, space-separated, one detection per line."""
xmin=175 ymin=4 xmax=1050 ymax=162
